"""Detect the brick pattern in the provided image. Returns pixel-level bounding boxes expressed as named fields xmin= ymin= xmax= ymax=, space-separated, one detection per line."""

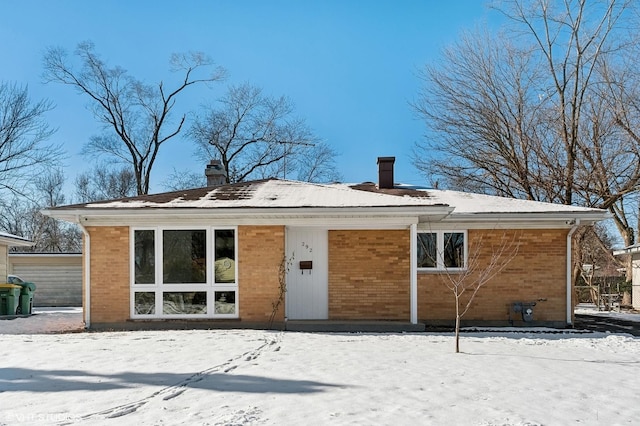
xmin=238 ymin=225 xmax=285 ymax=322
xmin=83 ymin=224 xmax=570 ymax=327
xmin=418 ymin=229 xmax=569 ymax=323
xmin=86 ymin=226 xmax=130 ymax=324
xmin=85 ymin=225 xmax=286 ymax=326
xmin=328 ymin=230 xmax=410 ymax=320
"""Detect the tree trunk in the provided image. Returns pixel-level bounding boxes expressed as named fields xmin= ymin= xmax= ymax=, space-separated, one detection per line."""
xmin=455 ymin=294 xmax=461 ymax=353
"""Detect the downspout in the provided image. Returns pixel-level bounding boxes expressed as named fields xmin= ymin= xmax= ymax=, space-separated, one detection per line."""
xmin=410 ymin=223 xmax=417 ymax=324
xmin=77 ymin=216 xmax=91 ymax=329
xmin=566 ymin=219 xmax=580 ymax=326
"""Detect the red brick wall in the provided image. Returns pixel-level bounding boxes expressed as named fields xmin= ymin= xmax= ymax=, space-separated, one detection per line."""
xmin=238 ymin=225 xmax=285 ymax=322
xmin=328 ymin=230 xmax=410 ymax=320
xmin=418 ymin=229 xmax=569 ymax=324
xmin=86 ymin=226 xmax=130 ymax=324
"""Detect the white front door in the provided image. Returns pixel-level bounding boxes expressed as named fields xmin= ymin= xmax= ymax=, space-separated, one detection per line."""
xmin=286 ymin=227 xmax=328 ymax=320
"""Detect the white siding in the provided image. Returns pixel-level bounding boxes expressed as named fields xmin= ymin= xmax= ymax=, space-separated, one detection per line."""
xmin=0 ymin=245 xmax=7 ymax=281
xmin=9 ymin=255 xmax=82 ymax=307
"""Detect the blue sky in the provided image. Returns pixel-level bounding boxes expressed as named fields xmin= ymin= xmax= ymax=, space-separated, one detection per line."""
xmin=1 ymin=0 xmax=498 ymax=193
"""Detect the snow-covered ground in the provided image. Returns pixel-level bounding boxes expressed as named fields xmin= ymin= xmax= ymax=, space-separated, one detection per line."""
xmin=575 ymin=303 xmax=640 ymax=323
xmin=1 ymin=308 xmax=639 ymax=425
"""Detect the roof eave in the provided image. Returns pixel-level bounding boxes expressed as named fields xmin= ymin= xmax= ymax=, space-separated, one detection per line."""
xmin=0 ymin=235 xmax=35 ymax=247
xmin=439 ymin=211 xmax=610 ymax=224
xmin=613 ymin=245 xmax=640 ymax=256
xmin=42 ymin=205 xmax=456 ymax=224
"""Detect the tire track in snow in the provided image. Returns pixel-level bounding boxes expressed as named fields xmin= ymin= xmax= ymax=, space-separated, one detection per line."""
xmin=58 ymin=332 xmax=283 ymax=424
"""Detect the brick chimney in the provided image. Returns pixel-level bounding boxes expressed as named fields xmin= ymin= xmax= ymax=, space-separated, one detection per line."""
xmin=377 ymin=156 xmax=395 ymax=189
xmin=205 ymin=160 xmax=227 ymax=186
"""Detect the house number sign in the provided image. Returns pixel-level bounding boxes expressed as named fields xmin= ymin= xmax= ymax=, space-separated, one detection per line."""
xmin=300 ymin=241 xmax=313 ymax=274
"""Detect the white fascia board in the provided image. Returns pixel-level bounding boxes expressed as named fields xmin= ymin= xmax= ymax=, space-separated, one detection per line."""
xmin=422 ymin=221 xmax=590 ymax=231
xmin=613 ymin=246 xmax=640 ymax=256
xmin=109 ymin=216 xmax=420 ymax=229
xmin=436 ymin=211 xmax=610 ymax=225
xmin=40 ymin=209 xmax=79 ymax=222
xmin=0 ymin=236 xmax=34 ymax=247
xmin=45 ymin=206 xmax=454 ymax=228
xmin=45 ymin=206 xmax=454 ymax=219
xmin=420 ymin=215 xmax=609 ymax=231
xmin=44 ymin=207 xmax=608 ymax=228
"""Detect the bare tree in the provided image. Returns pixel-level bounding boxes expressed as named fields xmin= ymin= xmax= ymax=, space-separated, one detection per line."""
xmin=413 ymin=30 xmax=548 ymax=199
xmin=594 ymin=56 xmax=640 ymax=250
xmin=33 ymin=169 xmax=81 ymax=252
xmin=161 ymin=142 xmax=342 ymax=191
xmin=0 ymin=169 xmax=81 ymax=252
xmin=420 ymin=231 xmax=520 ymax=353
xmin=412 ymin=1 xmax=638 ymax=249
xmin=161 ymin=168 xmax=206 ymax=191
xmin=296 ymin=142 xmax=342 ymax=183
xmin=0 ymin=197 xmax=33 ymax=241
xmin=74 ymin=165 xmax=137 ymax=203
xmin=190 ymin=83 xmax=336 ymax=183
xmin=0 ymin=82 xmax=60 ymax=196
xmin=42 ymin=42 xmax=226 ymax=195
xmin=577 ymin=224 xmax=624 ymax=309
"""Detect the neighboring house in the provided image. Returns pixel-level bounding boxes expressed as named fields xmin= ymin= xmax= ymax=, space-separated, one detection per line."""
xmin=8 ymin=253 xmax=82 ymax=307
xmin=42 ymin=157 xmax=608 ymax=331
xmin=613 ymin=245 xmax=640 ymax=310
xmin=0 ymin=232 xmax=34 ymax=281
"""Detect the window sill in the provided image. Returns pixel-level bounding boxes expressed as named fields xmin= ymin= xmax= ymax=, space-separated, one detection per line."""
xmin=417 ymin=268 xmax=467 ymax=275
xmin=130 ymin=315 xmax=240 ymax=320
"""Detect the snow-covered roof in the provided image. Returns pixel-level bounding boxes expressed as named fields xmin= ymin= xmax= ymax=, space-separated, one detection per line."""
xmin=0 ymin=231 xmax=34 ymax=247
xmin=422 ymin=188 xmax=601 ymax=215
xmin=43 ymin=178 xmax=609 ymax=225
xmin=82 ymin=179 xmax=442 ymax=209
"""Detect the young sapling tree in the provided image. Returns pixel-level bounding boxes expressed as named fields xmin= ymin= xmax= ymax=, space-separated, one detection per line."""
xmin=420 ymin=230 xmax=520 ymax=353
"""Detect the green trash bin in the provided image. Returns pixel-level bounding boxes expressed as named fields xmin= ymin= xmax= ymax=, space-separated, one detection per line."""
xmin=16 ymin=281 xmax=36 ymax=315
xmin=0 ymin=284 xmax=21 ymax=316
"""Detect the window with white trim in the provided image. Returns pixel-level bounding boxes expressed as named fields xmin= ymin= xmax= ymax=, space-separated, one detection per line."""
xmin=131 ymin=227 xmax=238 ymax=318
xmin=417 ymin=231 xmax=466 ymax=270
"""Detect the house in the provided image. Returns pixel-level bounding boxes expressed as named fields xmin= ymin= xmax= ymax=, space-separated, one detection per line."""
xmin=0 ymin=232 xmax=34 ymax=281
xmin=42 ymin=157 xmax=609 ymax=331
xmin=613 ymin=245 xmax=640 ymax=310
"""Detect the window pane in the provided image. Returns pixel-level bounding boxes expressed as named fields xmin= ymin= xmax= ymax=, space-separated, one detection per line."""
xmin=444 ymin=232 xmax=465 ymax=268
xmin=134 ymin=230 xmax=155 ymax=284
xmin=215 ymin=229 xmax=236 ymax=283
xmin=215 ymin=291 xmax=236 ymax=314
xmin=134 ymin=292 xmax=155 ymax=315
xmin=163 ymin=292 xmax=207 ymax=315
xmin=417 ymin=233 xmax=437 ymax=268
xmin=163 ymin=230 xmax=206 ymax=283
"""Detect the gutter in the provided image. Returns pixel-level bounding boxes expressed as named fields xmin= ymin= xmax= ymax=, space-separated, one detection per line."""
xmin=613 ymin=245 xmax=640 ymax=256
xmin=441 ymin=211 xmax=609 ymax=223
xmin=41 ymin=206 xmax=455 ymax=223
xmin=566 ymin=219 xmax=581 ymax=326
xmin=0 ymin=236 xmax=35 ymax=247
xmin=77 ymin=216 xmax=91 ymax=329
